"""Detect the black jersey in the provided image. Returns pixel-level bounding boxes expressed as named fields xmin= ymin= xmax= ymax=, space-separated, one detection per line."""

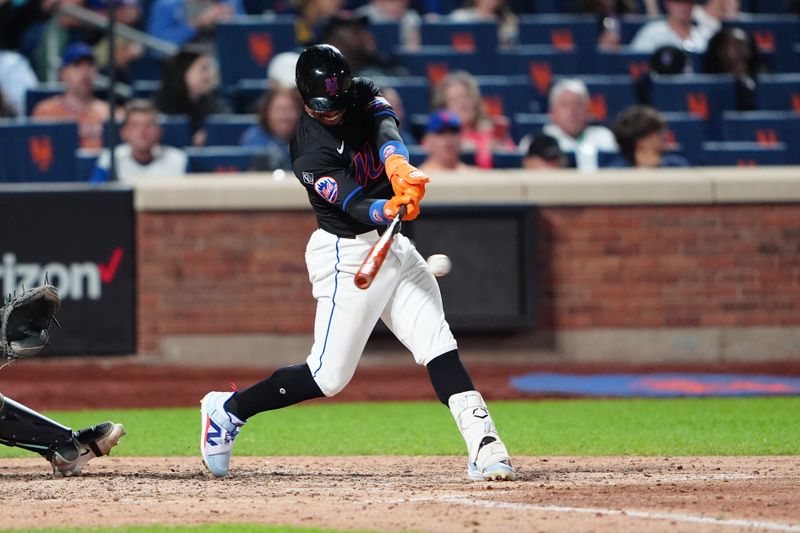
xmin=291 ymin=78 xmax=399 ymax=237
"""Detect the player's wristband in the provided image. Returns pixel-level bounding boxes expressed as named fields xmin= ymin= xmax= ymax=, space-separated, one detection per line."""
xmin=379 ymin=141 xmax=409 ymax=164
xmin=368 ymin=199 xmax=389 ymax=224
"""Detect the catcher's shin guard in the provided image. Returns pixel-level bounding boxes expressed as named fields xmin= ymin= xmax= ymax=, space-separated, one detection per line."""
xmin=0 ymin=393 xmax=75 ymax=457
xmin=448 ymin=390 xmax=516 ymax=481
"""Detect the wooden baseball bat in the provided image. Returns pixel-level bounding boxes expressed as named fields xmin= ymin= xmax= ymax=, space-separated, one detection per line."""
xmin=354 ymin=205 xmax=406 ymax=290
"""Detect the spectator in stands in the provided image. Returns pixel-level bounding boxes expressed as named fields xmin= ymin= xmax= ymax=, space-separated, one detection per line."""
xmin=522 ymin=133 xmax=568 ymax=170
xmin=153 ymin=45 xmax=232 ymax=146
xmin=382 ymin=86 xmax=417 ymax=145
xmin=90 ymin=99 xmax=188 ymax=182
xmin=321 ymin=12 xmax=410 ymax=78
xmin=418 ymin=110 xmax=474 ymax=173
xmin=703 ymin=27 xmax=761 ymax=111
xmin=147 ymin=0 xmax=245 ymax=48
xmin=240 ymin=87 xmax=302 ymax=166
xmin=609 ymin=104 xmax=689 ymax=168
xmin=449 ymin=0 xmax=519 ymax=48
xmin=294 ymin=0 xmax=344 ymax=46
xmin=630 ymin=0 xmax=709 ymax=54
xmin=0 ymin=0 xmax=58 ymax=71
xmin=542 ymin=78 xmax=617 ymax=172
xmin=576 ymin=0 xmax=638 ymax=50
xmin=0 ymin=49 xmax=38 ymax=116
xmin=31 ymin=43 xmax=110 ymax=150
xmin=635 ymin=44 xmax=690 ymax=104
xmin=693 ymin=0 xmax=742 ymax=42
xmin=431 ymin=70 xmax=515 ymax=169
xmin=267 ymin=51 xmax=301 ymax=90
xmin=355 ymin=0 xmax=422 ymax=49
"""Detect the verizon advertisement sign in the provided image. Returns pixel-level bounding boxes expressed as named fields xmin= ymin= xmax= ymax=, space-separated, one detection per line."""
xmin=0 ymin=188 xmax=135 ymax=355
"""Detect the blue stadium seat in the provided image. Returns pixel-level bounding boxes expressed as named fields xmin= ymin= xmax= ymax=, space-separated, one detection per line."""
xmin=531 ymin=0 xmax=564 ymax=13
xmin=132 ymin=80 xmax=160 ymax=99
xmin=724 ymin=15 xmax=800 ymax=72
xmin=661 ymin=112 xmax=706 ymax=166
xmin=231 ymin=78 xmax=269 ymax=113
xmin=517 ymin=15 xmax=598 ymax=50
xmin=215 ymin=16 xmax=297 ymax=88
xmin=593 ymin=48 xmax=653 ymax=80
xmin=488 ymin=151 xmax=524 ymax=169
xmin=420 ymin=21 xmax=498 ymax=62
xmin=25 ymin=84 xmax=64 ymax=116
xmin=650 ymin=74 xmax=736 ymax=139
xmin=551 ymin=75 xmax=637 ymax=125
xmin=474 ymin=75 xmax=535 ymax=117
xmin=395 ymin=46 xmax=496 ymax=79
xmin=752 ymin=0 xmax=793 ymax=12
xmin=497 ymin=46 xmax=582 ymax=110
xmin=186 ymin=146 xmax=264 ymax=173
xmin=205 ymin=115 xmax=258 ymax=146
xmin=103 ymin=117 xmax=191 ymax=148
xmin=756 ymin=73 xmax=800 ymax=112
xmin=371 ymin=76 xmax=430 ymax=117
xmin=702 ymin=141 xmax=788 ymax=165
xmin=511 ymin=113 xmax=549 ymax=144
xmin=0 ymin=120 xmax=80 ymax=182
xmin=720 ymin=111 xmax=800 ymax=163
xmin=75 ymin=149 xmax=100 ymax=181
xmin=370 ymin=21 xmax=402 ymax=52
xmin=127 ymin=53 xmax=165 ymax=82
xmin=619 ymin=14 xmax=650 ymax=46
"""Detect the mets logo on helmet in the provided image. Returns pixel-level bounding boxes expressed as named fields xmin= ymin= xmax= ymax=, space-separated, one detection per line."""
xmin=324 ymin=77 xmax=339 ymax=96
xmin=314 ymin=176 xmax=338 ymax=203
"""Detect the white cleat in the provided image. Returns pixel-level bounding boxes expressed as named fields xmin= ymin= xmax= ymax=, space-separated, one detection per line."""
xmin=200 ymin=391 xmax=244 ymax=478
xmin=467 ymin=436 xmax=517 ymax=482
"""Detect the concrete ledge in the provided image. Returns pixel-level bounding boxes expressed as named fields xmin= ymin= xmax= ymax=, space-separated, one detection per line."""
xmin=132 ymin=166 xmax=800 ymax=211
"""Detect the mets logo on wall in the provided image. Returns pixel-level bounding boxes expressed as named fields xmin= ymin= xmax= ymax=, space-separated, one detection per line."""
xmin=314 ymin=176 xmax=339 ymax=203
xmin=324 ymin=77 xmax=339 ymax=96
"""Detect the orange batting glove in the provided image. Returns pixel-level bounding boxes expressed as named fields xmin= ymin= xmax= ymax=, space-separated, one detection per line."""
xmin=384 ymin=194 xmax=420 ymax=221
xmin=385 ymin=154 xmax=429 ymax=202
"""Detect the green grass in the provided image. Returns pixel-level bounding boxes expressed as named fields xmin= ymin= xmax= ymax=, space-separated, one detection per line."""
xmin=1 ymin=526 xmax=384 ymax=533
xmin=0 ymin=398 xmax=798 ymax=459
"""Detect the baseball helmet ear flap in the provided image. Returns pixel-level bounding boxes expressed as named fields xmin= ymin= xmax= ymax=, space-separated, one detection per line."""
xmin=295 ymin=44 xmax=353 ymax=112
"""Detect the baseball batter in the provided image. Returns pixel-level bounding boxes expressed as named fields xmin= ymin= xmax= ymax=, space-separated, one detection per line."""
xmin=201 ymin=44 xmax=516 ymax=482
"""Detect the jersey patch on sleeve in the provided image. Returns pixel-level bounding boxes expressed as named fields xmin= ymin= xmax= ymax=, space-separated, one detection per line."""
xmin=314 ymin=176 xmax=339 ymax=203
xmin=302 ymin=171 xmax=315 ymax=184
xmin=367 ymin=96 xmax=391 ymax=110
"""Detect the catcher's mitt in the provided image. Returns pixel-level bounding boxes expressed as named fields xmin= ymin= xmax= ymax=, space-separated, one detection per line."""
xmin=1 ymin=284 xmax=61 ymax=361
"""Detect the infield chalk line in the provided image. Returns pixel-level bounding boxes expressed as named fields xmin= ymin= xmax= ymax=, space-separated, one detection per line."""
xmin=382 ymin=495 xmax=800 ymax=532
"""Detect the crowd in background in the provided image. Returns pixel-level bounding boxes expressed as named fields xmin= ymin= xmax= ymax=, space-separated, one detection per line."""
xmin=0 ymin=0 xmax=798 ymax=181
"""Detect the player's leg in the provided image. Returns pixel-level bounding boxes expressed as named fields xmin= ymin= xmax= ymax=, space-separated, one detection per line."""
xmin=380 ymin=237 xmax=516 ymax=481
xmin=201 ymin=230 xmax=400 ymax=477
xmin=0 ymin=393 xmax=125 ymax=476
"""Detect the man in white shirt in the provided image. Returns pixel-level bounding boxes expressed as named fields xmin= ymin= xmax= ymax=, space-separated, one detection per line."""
xmin=631 ymin=0 xmax=709 ymax=54
xmin=0 ymin=49 xmax=38 ymax=116
xmin=542 ymin=79 xmax=618 ymax=172
xmin=90 ymin=99 xmax=188 ymax=182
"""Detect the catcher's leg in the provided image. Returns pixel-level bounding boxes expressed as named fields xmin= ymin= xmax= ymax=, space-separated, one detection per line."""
xmin=0 ymin=393 xmax=125 ymax=476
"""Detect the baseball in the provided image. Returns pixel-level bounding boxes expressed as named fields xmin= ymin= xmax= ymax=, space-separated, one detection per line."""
xmin=426 ymin=254 xmax=452 ymax=277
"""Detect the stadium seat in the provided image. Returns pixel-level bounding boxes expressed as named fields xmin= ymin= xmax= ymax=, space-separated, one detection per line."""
xmin=650 ymin=74 xmax=736 ymax=139
xmin=593 ymin=48 xmax=653 ymax=80
xmin=215 ymin=16 xmax=297 ymax=88
xmin=231 ymin=78 xmax=269 ymax=113
xmin=25 ymin=84 xmax=64 ymax=116
xmin=370 ymin=21 xmax=402 ymax=53
xmin=720 ymin=111 xmax=800 ymax=163
xmin=127 ymin=53 xmax=165 ymax=82
xmin=517 ymin=14 xmax=598 ymax=50
xmin=419 ymin=21 xmax=498 ymax=61
xmin=75 ymin=149 xmax=100 ymax=181
xmin=724 ymin=16 xmax=800 ymax=72
xmin=395 ymin=46 xmax=496 ymax=80
xmin=205 ymin=115 xmax=258 ymax=146
xmin=511 ymin=113 xmax=549 ymax=144
xmin=102 ymin=117 xmax=191 ymax=148
xmin=474 ymin=75 xmax=536 ymax=117
xmin=371 ymin=76 xmax=431 ymax=117
xmin=702 ymin=141 xmax=788 ymax=166
xmin=0 ymin=120 xmax=80 ymax=182
xmin=619 ymin=14 xmax=650 ymax=46
xmin=132 ymin=80 xmax=160 ymax=99
xmin=497 ymin=46 xmax=582 ymax=110
xmin=752 ymin=0 xmax=792 ymax=12
xmin=551 ymin=75 xmax=637 ymax=125
xmin=186 ymin=146 xmax=265 ymax=173
xmin=661 ymin=112 xmax=706 ymax=166
xmin=755 ymin=73 xmax=800 ymax=112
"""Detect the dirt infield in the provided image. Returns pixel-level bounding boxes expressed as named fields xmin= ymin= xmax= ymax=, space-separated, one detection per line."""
xmin=2 ymin=358 xmax=800 ymax=531
xmin=1 ymin=456 xmax=799 ymax=532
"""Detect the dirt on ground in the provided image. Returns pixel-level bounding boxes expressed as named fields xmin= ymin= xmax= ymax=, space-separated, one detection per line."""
xmin=1 ymin=358 xmax=800 ymax=532
xmin=1 ymin=456 xmax=798 ymax=532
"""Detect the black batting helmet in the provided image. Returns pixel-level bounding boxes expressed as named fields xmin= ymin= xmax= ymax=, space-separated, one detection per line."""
xmin=295 ymin=44 xmax=353 ymax=112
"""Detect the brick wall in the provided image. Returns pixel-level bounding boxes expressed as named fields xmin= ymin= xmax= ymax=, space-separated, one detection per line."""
xmin=137 ymin=204 xmax=800 ymax=354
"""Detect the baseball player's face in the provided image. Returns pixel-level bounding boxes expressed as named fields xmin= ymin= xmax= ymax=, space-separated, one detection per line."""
xmin=305 ymin=105 xmax=345 ymax=126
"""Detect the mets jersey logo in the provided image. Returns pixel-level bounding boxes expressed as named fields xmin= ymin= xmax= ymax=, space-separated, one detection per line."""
xmin=324 ymin=77 xmax=339 ymax=96
xmin=314 ymin=176 xmax=339 ymax=203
